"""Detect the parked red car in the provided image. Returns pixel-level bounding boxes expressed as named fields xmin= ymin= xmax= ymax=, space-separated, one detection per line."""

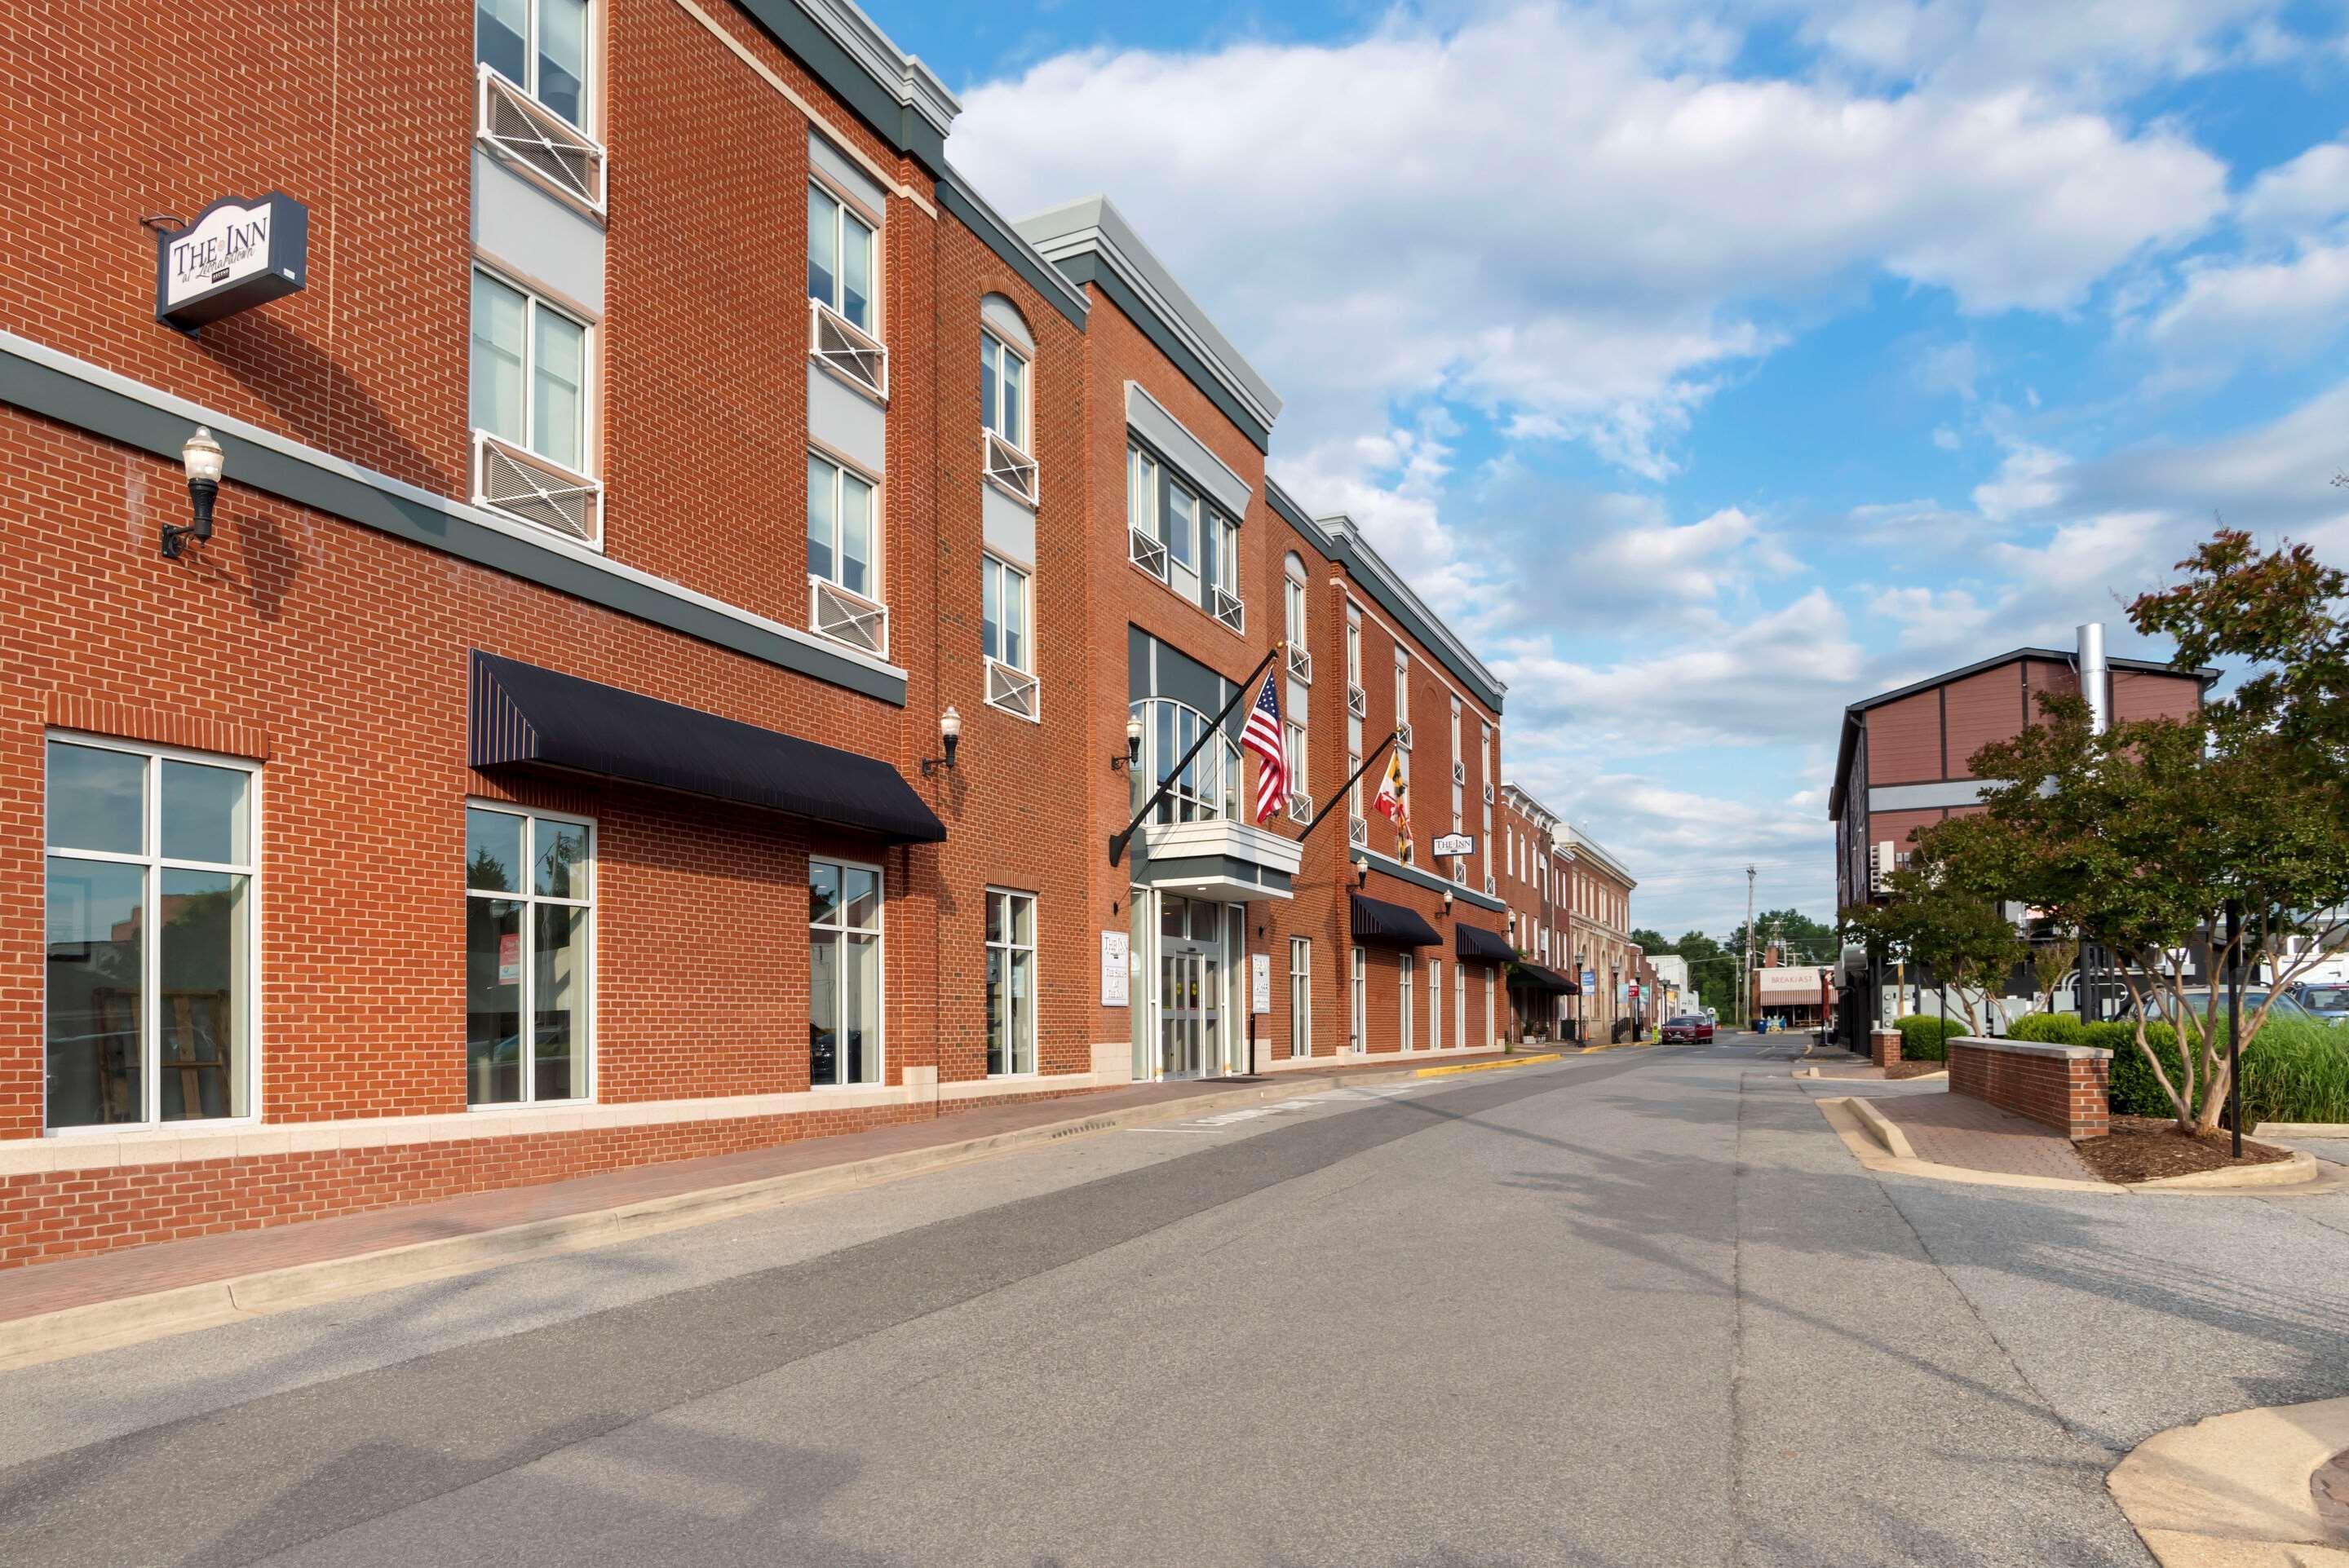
xmin=1661 ymin=1014 xmax=1715 ymax=1043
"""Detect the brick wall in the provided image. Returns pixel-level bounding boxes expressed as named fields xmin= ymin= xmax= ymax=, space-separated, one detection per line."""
xmin=1949 ymin=1038 xmax=2110 ymax=1139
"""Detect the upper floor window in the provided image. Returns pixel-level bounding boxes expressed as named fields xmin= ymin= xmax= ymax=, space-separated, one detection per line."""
xmin=1283 ymin=554 xmax=1312 ymax=681
xmin=478 ymin=0 xmax=589 ymax=128
xmin=1132 ymin=698 xmax=1240 ymax=824
xmin=470 ymin=267 xmax=599 ymax=543
xmin=1201 ymin=509 xmax=1241 ymax=631
xmin=808 ymin=182 xmax=877 ymax=335
xmin=807 ymin=451 xmax=885 ymax=656
xmin=982 ymin=554 xmax=1038 ymax=720
xmin=1166 ymin=480 xmax=1200 ymax=596
xmin=980 ymin=331 xmax=1028 ymax=453
xmin=1126 ymin=445 xmax=1166 ymax=579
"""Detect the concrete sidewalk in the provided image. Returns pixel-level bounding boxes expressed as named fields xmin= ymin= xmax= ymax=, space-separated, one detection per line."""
xmin=0 ymin=1052 xmax=1531 ymax=1350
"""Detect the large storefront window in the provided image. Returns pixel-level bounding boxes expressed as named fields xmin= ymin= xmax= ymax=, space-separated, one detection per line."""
xmin=45 ymin=738 xmax=256 ymax=1128
xmin=465 ymin=804 xmax=592 ymax=1105
xmin=985 ymin=889 xmax=1035 ymax=1076
xmin=1130 ymin=698 xmax=1241 ymax=824
xmin=812 ymin=858 xmax=883 ymax=1087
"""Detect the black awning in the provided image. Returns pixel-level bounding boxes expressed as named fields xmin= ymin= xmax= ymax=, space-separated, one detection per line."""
xmin=1455 ymin=923 xmax=1517 ymax=965
xmin=1350 ymin=893 xmax=1442 ymax=947
xmin=470 ymin=651 xmax=946 ymax=844
xmin=1513 ymin=964 xmax=1579 ymax=994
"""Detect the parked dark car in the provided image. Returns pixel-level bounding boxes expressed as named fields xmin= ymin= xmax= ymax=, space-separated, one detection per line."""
xmin=1661 ymin=1014 xmax=1714 ymax=1044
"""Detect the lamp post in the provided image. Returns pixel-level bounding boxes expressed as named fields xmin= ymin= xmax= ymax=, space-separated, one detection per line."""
xmin=162 ymin=426 xmax=223 ymax=559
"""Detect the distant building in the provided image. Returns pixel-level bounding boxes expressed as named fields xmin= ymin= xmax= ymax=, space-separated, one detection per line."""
xmin=1827 ymin=623 xmax=2217 ymax=1040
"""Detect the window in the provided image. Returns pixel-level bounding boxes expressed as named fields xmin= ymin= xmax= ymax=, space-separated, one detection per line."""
xmin=985 ymin=890 xmax=1036 ymax=1076
xmin=471 ymin=267 xmax=598 ymax=541
xmin=1455 ymin=961 xmax=1466 ymax=1049
xmin=1126 ymin=445 xmax=1166 ymax=579
xmin=1428 ymin=959 xmax=1442 ymax=1051
xmin=45 ymin=738 xmax=257 ymax=1129
xmin=465 ymin=803 xmax=592 ymax=1105
xmin=1201 ymin=506 xmax=1241 ymax=630
xmin=980 ymin=330 xmax=1028 ymax=455
xmin=807 ymin=450 xmax=883 ymax=650
xmin=1350 ymin=947 xmax=1366 ymax=1053
xmin=1484 ymin=965 xmax=1495 ymax=1045
xmin=1131 ymin=698 xmax=1241 ymax=823
xmin=1399 ymin=954 xmax=1415 ymax=1051
xmin=1285 ymin=720 xmax=1308 ymax=819
xmin=1166 ymin=480 xmax=1200 ymax=598
xmin=982 ymin=554 xmax=1037 ymax=718
xmin=807 ymin=181 xmax=876 ymax=334
xmin=1393 ymin=651 xmax=1411 ymax=741
xmin=1290 ymin=938 xmax=1312 ymax=1060
xmin=1283 ymin=555 xmax=1312 ymax=681
xmin=1346 ymin=612 xmax=1365 ymax=818
xmin=810 ymin=858 xmax=883 ymax=1087
xmin=477 ymin=0 xmax=590 ymax=127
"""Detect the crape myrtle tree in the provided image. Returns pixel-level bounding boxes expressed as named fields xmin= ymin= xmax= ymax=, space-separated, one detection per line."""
xmin=1941 ymin=526 xmax=2349 ymax=1131
xmin=1841 ymin=812 xmax=2028 ymax=1036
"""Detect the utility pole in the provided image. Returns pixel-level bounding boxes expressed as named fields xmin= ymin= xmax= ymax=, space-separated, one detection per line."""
xmin=1741 ymin=864 xmax=1756 ymax=1030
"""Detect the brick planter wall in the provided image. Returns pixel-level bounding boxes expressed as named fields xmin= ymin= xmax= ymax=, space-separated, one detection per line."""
xmin=1870 ymin=1027 xmax=1902 ymax=1071
xmin=1949 ymin=1037 xmax=2111 ymax=1140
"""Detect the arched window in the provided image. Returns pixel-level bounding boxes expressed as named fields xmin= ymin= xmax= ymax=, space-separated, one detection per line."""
xmin=1282 ymin=552 xmax=1308 ymax=652
xmin=1130 ymin=698 xmax=1241 ymax=824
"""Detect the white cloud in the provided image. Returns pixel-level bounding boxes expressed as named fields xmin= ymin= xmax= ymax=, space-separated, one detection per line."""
xmin=2237 ymin=137 xmax=2349 ymax=236
xmin=2145 ymin=240 xmax=2349 ymax=364
xmin=1868 ymin=585 xmax=1995 ymax=650
xmin=953 ymin=3 xmax=2228 ymax=487
xmin=1971 ymin=441 xmax=2068 ymax=521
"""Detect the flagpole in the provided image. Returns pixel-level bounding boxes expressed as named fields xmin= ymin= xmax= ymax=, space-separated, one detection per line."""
xmin=1294 ymin=728 xmax=1400 ymax=846
xmin=1109 ymin=642 xmax=1285 ymax=868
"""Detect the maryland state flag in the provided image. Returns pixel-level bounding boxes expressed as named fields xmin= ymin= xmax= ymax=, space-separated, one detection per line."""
xmin=1372 ymin=750 xmax=1413 ymax=864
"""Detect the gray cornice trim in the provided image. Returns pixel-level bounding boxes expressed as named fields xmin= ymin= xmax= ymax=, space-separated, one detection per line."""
xmin=1054 ymin=257 xmax=1272 ymax=453
xmin=1555 ymin=824 xmax=1635 ymax=888
xmin=0 ymin=330 xmax=908 ymax=705
xmin=732 ymin=0 xmax=954 ymax=171
xmin=1357 ymin=849 xmax=1507 ymax=912
xmin=1263 ymin=478 xmax=1340 ymax=555
xmin=1319 ymin=516 xmax=1506 ymax=712
xmin=937 ymin=167 xmax=1090 ymax=329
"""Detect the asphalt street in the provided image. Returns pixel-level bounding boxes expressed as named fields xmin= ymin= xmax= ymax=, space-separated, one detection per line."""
xmin=3 ymin=1040 xmax=2347 ymax=1566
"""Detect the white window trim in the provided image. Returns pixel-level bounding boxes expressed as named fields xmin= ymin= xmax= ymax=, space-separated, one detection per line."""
xmin=470 ymin=262 xmax=602 ymax=548
xmin=807 ymin=445 xmax=887 ymax=656
xmin=980 ymin=330 xmax=1037 ymax=506
xmin=43 ymin=732 xmax=264 ymax=1135
xmin=807 ymin=172 xmax=883 ymax=339
xmin=1399 ymin=953 xmax=1415 ymax=1052
xmin=463 ymin=799 xmax=596 ymax=1110
xmin=984 ymin=886 xmax=1038 ymax=1078
xmin=981 ymin=554 xmax=1041 ymax=724
xmin=809 ymin=854 xmax=886 ymax=1089
xmin=1131 ymin=697 xmax=1242 ymax=824
xmin=476 ymin=0 xmax=598 ymax=135
xmin=1290 ymin=936 xmax=1312 ymax=1060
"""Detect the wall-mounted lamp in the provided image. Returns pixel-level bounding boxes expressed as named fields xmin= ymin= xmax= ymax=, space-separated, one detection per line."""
xmin=1443 ymin=886 xmax=1454 ymax=910
xmin=162 ymin=427 xmax=223 ymax=559
xmin=1112 ymin=714 xmax=1144 ymax=771
xmin=921 ymin=705 xmax=962 ymax=776
xmin=1353 ymin=858 xmax=1369 ymax=888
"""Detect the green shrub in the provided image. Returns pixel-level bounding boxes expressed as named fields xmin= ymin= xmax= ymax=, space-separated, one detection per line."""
xmin=1894 ymin=1014 xmax=1966 ymax=1061
xmin=2076 ymin=1015 xmax=2349 ymax=1125
xmin=2009 ymin=1012 xmax=2086 ymax=1045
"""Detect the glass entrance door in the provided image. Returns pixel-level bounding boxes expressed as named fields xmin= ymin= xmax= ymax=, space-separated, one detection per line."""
xmin=1158 ymin=947 xmax=1223 ymax=1079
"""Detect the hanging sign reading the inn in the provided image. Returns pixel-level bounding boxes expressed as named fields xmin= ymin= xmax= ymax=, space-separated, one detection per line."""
xmin=1431 ymin=832 xmax=1476 ymax=859
xmin=155 ymin=192 xmax=308 ymax=331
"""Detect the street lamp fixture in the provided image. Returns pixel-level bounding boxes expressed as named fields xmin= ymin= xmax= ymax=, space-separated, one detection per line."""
xmin=162 ymin=427 xmax=223 ymax=559
xmin=1353 ymin=858 xmax=1369 ymax=888
xmin=1113 ymin=713 xmax=1143 ymax=771
xmin=922 ymin=706 xmax=962 ymax=776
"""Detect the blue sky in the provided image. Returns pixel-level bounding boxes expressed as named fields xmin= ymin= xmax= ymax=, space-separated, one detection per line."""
xmin=897 ymin=0 xmax=2349 ymax=938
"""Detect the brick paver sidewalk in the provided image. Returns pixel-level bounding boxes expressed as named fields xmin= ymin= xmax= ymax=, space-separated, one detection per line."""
xmin=0 ymin=1053 xmax=1515 ymax=1327
xmin=1867 ymin=1089 xmax=2099 ymax=1181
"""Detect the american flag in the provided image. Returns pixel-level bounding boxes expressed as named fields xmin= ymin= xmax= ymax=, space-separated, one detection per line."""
xmin=1242 ymin=669 xmax=1289 ymax=824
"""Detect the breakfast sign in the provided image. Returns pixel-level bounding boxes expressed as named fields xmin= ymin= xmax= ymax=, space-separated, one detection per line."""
xmin=154 ymin=192 xmax=308 ymax=331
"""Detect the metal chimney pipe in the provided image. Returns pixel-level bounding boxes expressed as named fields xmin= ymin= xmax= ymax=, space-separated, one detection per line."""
xmin=2078 ymin=622 xmax=2109 ymax=735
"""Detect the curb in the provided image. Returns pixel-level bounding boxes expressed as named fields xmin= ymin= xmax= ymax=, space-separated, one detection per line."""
xmin=2254 ymin=1123 xmax=2349 ymax=1139
xmin=0 ymin=1056 xmax=1568 ymax=1373
xmin=2107 ymin=1395 xmax=2349 ymax=1566
xmin=1816 ymin=1098 xmax=2349 ymax=1198
xmin=1848 ymin=1097 xmax=1918 ymax=1160
xmin=1416 ymin=1053 xmax=1559 ymax=1078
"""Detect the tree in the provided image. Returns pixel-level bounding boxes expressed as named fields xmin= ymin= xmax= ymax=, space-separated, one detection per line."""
xmin=2027 ymin=936 xmax=2080 ymax=1016
xmin=1841 ymin=814 xmax=2028 ymax=1034
xmin=1633 ymin=929 xmax=1740 ymax=1016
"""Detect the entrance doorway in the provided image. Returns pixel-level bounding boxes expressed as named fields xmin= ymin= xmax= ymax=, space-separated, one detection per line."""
xmin=1155 ymin=894 xmax=1228 ymax=1080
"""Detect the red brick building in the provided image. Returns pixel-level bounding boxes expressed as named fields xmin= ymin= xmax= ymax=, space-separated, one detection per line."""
xmin=0 ymin=0 xmax=1524 ymax=1269
xmin=1828 ymin=625 xmax=2216 ymax=1036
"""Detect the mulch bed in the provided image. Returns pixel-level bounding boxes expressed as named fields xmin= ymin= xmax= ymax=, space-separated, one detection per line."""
xmin=1885 ymin=1061 xmax=1946 ymax=1080
xmin=2074 ymin=1115 xmax=2293 ymax=1184
xmin=2313 ymin=1448 xmax=2349 ymax=1542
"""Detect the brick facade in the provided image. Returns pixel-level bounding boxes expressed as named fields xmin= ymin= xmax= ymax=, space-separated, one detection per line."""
xmin=0 ymin=0 xmax=1531 ymax=1270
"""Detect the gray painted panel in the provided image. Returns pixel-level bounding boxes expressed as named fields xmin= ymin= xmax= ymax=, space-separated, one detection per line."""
xmin=1363 ymin=853 xmax=1506 ymax=912
xmin=809 ymin=130 xmax=888 ymax=216
xmin=807 ymin=364 xmax=886 ymax=475
xmin=1126 ymin=382 xmax=1250 ymax=518
xmin=981 ymin=482 xmax=1035 ymax=567
xmin=980 ymin=293 xmax=1035 ymax=356
xmin=471 ymin=148 xmax=606 ymax=316
xmin=1867 ymin=780 xmax=2003 ymax=812
xmin=0 ymin=345 xmax=905 ymax=704
xmin=1135 ymin=855 xmax=1294 ymax=899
